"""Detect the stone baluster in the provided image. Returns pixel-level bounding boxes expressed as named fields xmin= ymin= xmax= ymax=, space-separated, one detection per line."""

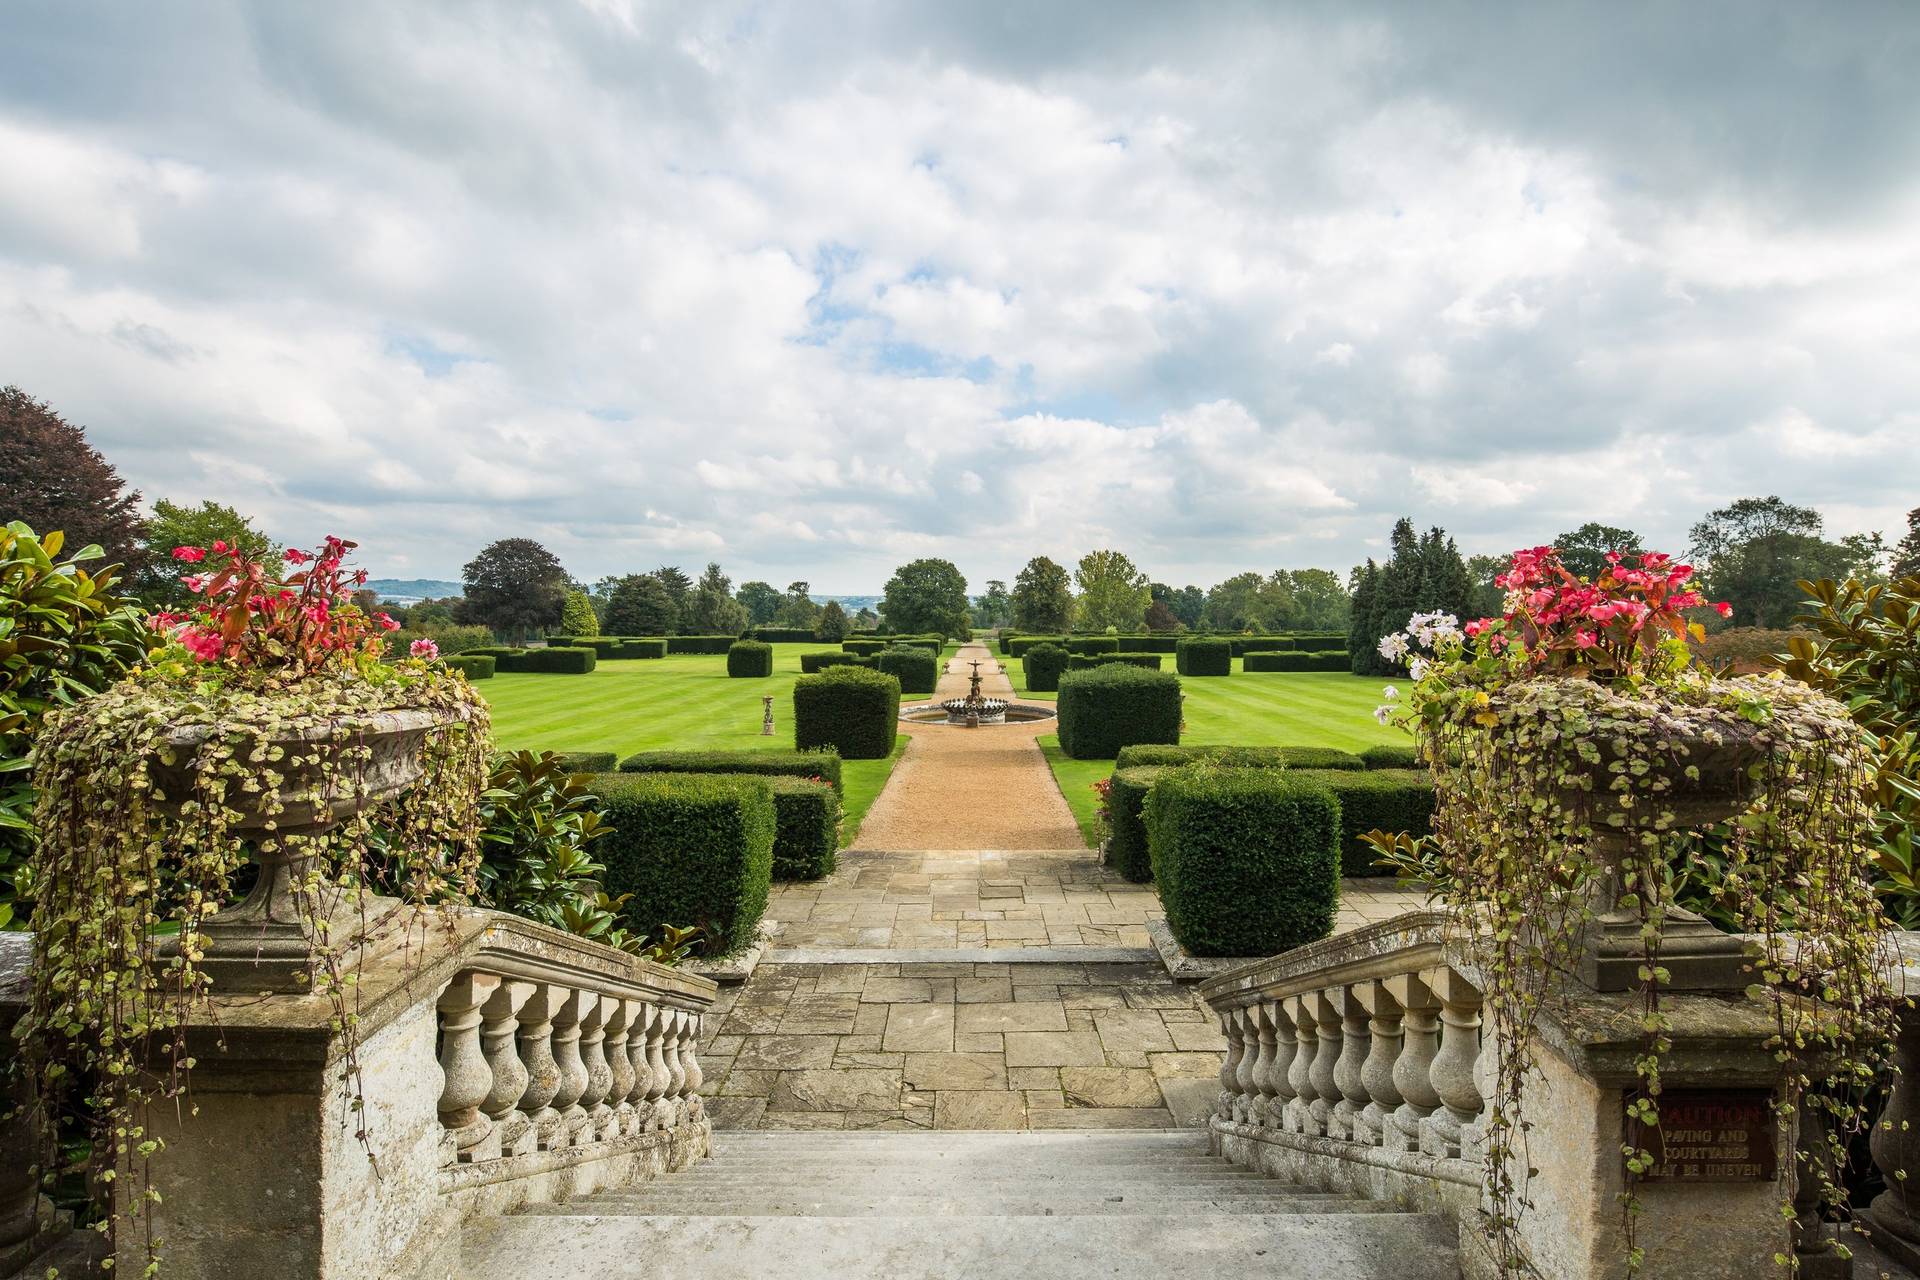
xmin=626 ymin=1002 xmax=656 ymax=1125
xmin=1385 ymin=972 xmax=1442 ymax=1153
xmin=479 ymin=981 xmax=535 ymax=1156
xmin=550 ymin=990 xmax=591 ymax=1145
xmin=604 ymin=999 xmax=638 ymax=1136
xmin=1236 ymin=1006 xmax=1265 ymax=1125
xmin=578 ymin=995 xmax=614 ymax=1140
xmin=1870 ymin=1002 xmax=1920 ymax=1267
xmin=1422 ymin=969 xmax=1483 ymax=1158
xmin=1250 ymin=1003 xmax=1282 ymax=1127
xmin=516 ymin=984 xmax=568 ymax=1150
xmin=1354 ymin=980 xmax=1404 ymax=1147
xmin=1287 ymin=994 xmax=1320 ymax=1135
xmin=1309 ymin=991 xmax=1341 ymax=1135
xmin=662 ymin=1009 xmax=690 ymax=1126
xmin=1330 ymin=987 xmax=1370 ymax=1142
xmin=436 ymin=972 xmax=502 ymax=1165
xmin=1266 ymin=1001 xmax=1299 ymax=1126
xmin=1791 ymin=1092 xmax=1850 ymax=1279
xmin=643 ymin=1003 xmax=672 ymax=1129
xmin=678 ymin=1012 xmax=705 ymax=1105
xmin=1217 ymin=1010 xmax=1246 ymax=1120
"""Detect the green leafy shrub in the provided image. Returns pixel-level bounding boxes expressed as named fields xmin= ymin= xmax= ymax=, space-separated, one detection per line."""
xmin=1067 ymin=636 xmax=1119 ymax=656
xmin=1360 ymin=743 xmax=1422 ymax=770
xmin=475 ymin=751 xmax=636 ymax=950
xmin=1104 ymin=765 xmax=1167 ymax=882
xmin=1146 ymin=766 xmax=1340 ymax=956
xmin=1056 ymin=664 xmax=1182 ymax=759
xmin=617 ymin=747 xmax=844 ymax=796
xmin=667 ymin=635 xmax=737 ymax=655
xmin=768 ymin=775 xmax=840 ymax=880
xmin=550 ymin=750 xmax=617 ymax=774
xmin=794 ymin=665 xmax=899 ymax=759
xmin=1069 ymin=652 xmax=1162 ymax=670
xmin=1292 ymin=767 xmax=1436 ymax=875
xmin=1023 ymin=642 xmax=1069 ymax=692
xmin=727 ymin=639 xmax=774 ymax=677
xmin=874 ymin=644 xmax=938 ymax=694
xmin=1243 ymin=650 xmax=1349 ymax=672
xmin=1007 ymin=634 xmax=1067 ymax=658
xmin=1176 ymin=637 xmax=1232 ymax=676
xmin=0 ymin=523 xmax=147 ymax=927
xmin=593 ymin=772 xmax=774 ymax=957
xmin=440 ymin=653 xmax=496 ymax=680
xmin=1113 ymin=744 xmax=1365 ymax=770
xmin=519 ymin=645 xmax=596 ymax=673
xmin=801 ymin=650 xmax=867 ymax=673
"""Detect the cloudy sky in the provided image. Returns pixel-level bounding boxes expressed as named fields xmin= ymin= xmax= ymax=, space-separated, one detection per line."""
xmin=3 ymin=2 xmax=1917 ymax=591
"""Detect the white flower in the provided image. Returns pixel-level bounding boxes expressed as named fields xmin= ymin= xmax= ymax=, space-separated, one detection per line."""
xmin=1407 ymin=656 xmax=1429 ymax=681
xmin=1378 ymin=632 xmax=1409 ymax=661
xmin=1382 ymin=685 xmax=1400 ymax=701
xmin=1373 ymin=705 xmax=1394 ymax=725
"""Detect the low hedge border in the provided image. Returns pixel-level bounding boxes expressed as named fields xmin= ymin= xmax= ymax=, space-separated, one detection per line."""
xmin=751 ymin=627 xmax=817 ymax=644
xmin=1056 ymin=665 xmax=1182 ymax=760
xmin=1360 ymin=743 xmax=1423 ymax=770
xmin=1023 ymin=643 xmax=1069 ymax=693
xmin=1146 ymin=766 xmax=1340 ymax=957
xmin=517 ymin=645 xmax=596 ymax=673
xmin=592 ymin=772 xmax=775 ymax=958
xmin=439 ymin=654 xmax=495 ymax=680
xmin=801 ymin=651 xmax=868 ymax=673
xmin=874 ymin=645 xmax=939 ymax=695
xmin=1104 ymin=765 xmax=1166 ymax=883
xmin=727 ymin=640 xmax=774 ymax=677
xmin=1243 ymin=650 xmax=1349 ymax=672
xmin=1176 ymin=638 xmax=1232 ymax=677
xmin=550 ymin=750 xmax=617 ymax=774
xmin=1066 ymin=636 xmax=1120 ymax=656
xmin=667 ymin=635 xmax=738 ymax=655
xmin=841 ymin=638 xmax=889 ymax=656
xmin=793 ymin=665 xmax=900 ymax=760
xmin=617 ymin=748 xmax=844 ymax=796
xmin=767 ymin=775 xmax=840 ymax=880
xmin=1069 ymin=652 xmax=1163 ymax=671
xmin=1291 ymin=767 xmax=1437 ymax=876
xmin=1113 ymin=744 xmax=1366 ymax=771
xmin=1007 ymin=635 xmax=1067 ymax=658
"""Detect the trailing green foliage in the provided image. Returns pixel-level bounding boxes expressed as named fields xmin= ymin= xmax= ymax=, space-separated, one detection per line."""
xmin=617 ymin=747 xmax=844 ymax=795
xmin=1022 ymin=643 xmax=1069 ymax=692
xmin=1103 ymin=765 xmax=1166 ymax=883
xmin=727 ymin=639 xmax=774 ymax=677
xmin=793 ymin=665 xmax=899 ymax=760
xmin=439 ymin=653 xmax=496 ymax=680
xmin=1146 ymin=766 xmax=1340 ymax=956
xmin=1292 ymin=767 xmax=1436 ymax=875
xmin=874 ymin=644 xmax=938 ymax=694
xmin=1243 ymin=650 xmax=1349 ymax=672
xmin=1113 ymin=743 xmax=1365 ymax=770
xmin=1176 ymin=637 xmax=1232 ymax=676
xmin=593 ymin=772 xmax=774 ymax=957
xmin=1056 ymin=664 xmax=1182 ymax=759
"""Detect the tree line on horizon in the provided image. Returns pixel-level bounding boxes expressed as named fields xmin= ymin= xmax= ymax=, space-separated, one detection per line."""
xmin=4 ymin=384 xmax=1912 ymax=650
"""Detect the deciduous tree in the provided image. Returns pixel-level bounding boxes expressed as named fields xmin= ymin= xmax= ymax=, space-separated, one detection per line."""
xmin=1690 ymin=497 xmax=1882 ymax=627
xmin=560 ymin=589 xmax=600 ymax=637
xmin=881 ymin=558 xmax=971 ymax=637
xmin=0 ymin=386 xmax=146 ymax=572
xmin=737 ymin=580 xmax=781 ymax=626
xmin=1011 ymin=556 xmax=1074 ymax=632
xmin=817 ymin=600 xmax=850 ymax=641
xmin=138 ymin=498 xmax=278 ymax=603
xmin=1073 ymin=550 xmax=1150 ymax=631
xmin=461 ymin=538 xmax=569 ymax=644
xmin=1552 ymin=522 xmax=1644 ymax=581
xmin=603 ymin=573 xmax=677 ymax=635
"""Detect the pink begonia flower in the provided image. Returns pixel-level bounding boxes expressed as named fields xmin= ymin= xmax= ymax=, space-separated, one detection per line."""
xmin=410 ymin=638 xmax=439 ymax=660
xmin=1575 ymin=631 xmax=1598 ymax=649
xmin=1715 ymin=601 xmax=1733 ymax=618
xmin=180 ymin=628 xmax=225 ymax=661
xmin=172 ymin=545 xmax=206 ymax=563
xmin=375 ymin=612 xmax=400 ymax=631
xmin=284 ymin=548 xmax=311 ymax=565
xmin=182 ymin=574 xmax=208 ymax=594
xmin=211 ymin=540 xmax=229 ymax=555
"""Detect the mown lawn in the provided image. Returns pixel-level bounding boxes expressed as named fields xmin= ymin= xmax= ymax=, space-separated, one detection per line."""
xmin=1030 ymin=663 xmax=1407 ymax=846
xmin=479 ymin=644 xmax=906 ymax=845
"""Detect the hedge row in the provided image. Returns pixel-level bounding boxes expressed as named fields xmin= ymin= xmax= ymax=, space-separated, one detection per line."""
xmin=1360 ymin=743 xmax=1422 ymax=770
xmin=1066 ymin=636 xmax=1118 ymax=656
xmin=667 ymin=635 xmax=739 ymax=655
xmin=751 ymin=627 xmax=817 ymax=644
xmin=550 ymin=750 xmax=617 ymax=774
xmin=467 ymin=645 xmax=598 ymax=674
xmin=1006 ymin=635 xmax=1067 ymax=658
xmin=1176 ymin=638 xmax=1231 ymax=677
xmin=439 ymin=654 xmax=495 ymax=680
xmin=794 ymin=666 xmax=899 ymax=760
xmin=1056 ymin=665 xmax=1181 ymax=759
xmin=593 ymin=773 xmax=774 ymax=958
xmin=1069 ymin=652 xmax=1163 ymax=671
xmin=727 ymin=640 xmax=774 ymax=678
xmin=1292 ymin=768 xmax=1437 ymax=876
xmin=1147 ymin=767 xmax=1340 ymax=957
xmin=1002 ymin=633 xmax=1345 ymax=658
xmin=1243 ymin=650 xmax=1349 ymax=672
xmin=800 ymin=650 xmax=867 ymax=673
xmin=1104 ymin=765 xmax=1165 ymax=883
xmin=617 ymin=748 xmax=844 ymax=796
xmin=874 ymin=645 xmax=938 ymax=695
xmin=1114 ymin=744 xmax=1366 ymax=770
xmin=767 ymin=776 xmax=840 ymax=880
xmin=1023 ymin=643 xmax=1069 ymax=692
xmin=842 ymin=638 xmax=888 ymax=656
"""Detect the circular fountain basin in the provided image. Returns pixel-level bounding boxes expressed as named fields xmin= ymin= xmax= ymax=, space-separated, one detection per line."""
xmin=900 ymin=700 xmax=1057 ymax=726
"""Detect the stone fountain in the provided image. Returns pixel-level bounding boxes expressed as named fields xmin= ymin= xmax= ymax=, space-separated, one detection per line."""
xmin=941 ymin=660 xmax=1008 ymax=725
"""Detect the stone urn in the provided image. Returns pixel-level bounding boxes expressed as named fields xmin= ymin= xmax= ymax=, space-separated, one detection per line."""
xmin=149 ymin=704 xmax=468 ymax=993
xmin=1500 ymin=680 xmax=1768 ymax=992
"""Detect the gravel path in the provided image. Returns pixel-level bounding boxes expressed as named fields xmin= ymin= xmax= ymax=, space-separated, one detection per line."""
xmin=850 ymin=644 xmax=1084 ymax=853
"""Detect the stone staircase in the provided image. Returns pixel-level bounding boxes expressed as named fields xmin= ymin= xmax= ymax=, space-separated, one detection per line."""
xmin=464 ymin=1130 xmax=1459 ymax=1279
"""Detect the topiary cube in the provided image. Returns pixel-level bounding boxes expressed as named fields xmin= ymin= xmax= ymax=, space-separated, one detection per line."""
xmin=593 ymin=773 xmax=775 ymax=957
xmin=1023 ymin=642 xmax=1069 ymax=693
xmin=874 ymin=645 xmax=938 ymax=695
xmin=1176 ymin=637 xmax=1232 ymax=676
xmin=1056 ymin=664 xmax=1182 ymax=760
xmin=727 ymin=640 xmax=774 ymax=677
xmin=793 ymin=665 xmax=900 ymax=760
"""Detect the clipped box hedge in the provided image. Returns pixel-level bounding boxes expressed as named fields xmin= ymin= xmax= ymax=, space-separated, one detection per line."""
xmin=520 ymin=645 xmax=596 ymax=673
xmin=1104 ymin=765 xmax=1167 ymax=883
xmin=550 ymin=750 xmax=617 ymax=774
xmin=794 ymin=665 xmax=899 ymax=760
xmin=874 ymin=645 xmax=938 ymax=695
xmin=727 ymin=640 xmax=774 ymax=677
xmin=1056 ymin=664 xmax=1182 ymax=760
xmin=1176 ymin=637 xmax=1232 ymax=677
xmin=1022 ymin=643 xmax=1069 ymax=692
xmin=1007 ymin=635 xmax=1068 ymax=658
xmin=1360 ymin=743 xmax=1423 ymax=770
xmin=593 ymin=772 xmax=775 ymax=958
xmin=841 ymin=638 xmax=889 ymax=656
xmin=439 ymin=653 xmax=495 ymax=680
xmin=617 ymin=748 xmax=844 ymax=796
xmin=1069 ymin=652 xmax=1163 ymax=671
xmin=1146 ymin=766 xmax=1340 ymax=957
xmin=1117 ymin=635 xmax=1180 ymax=653
xmin=1066 ymin=636 xmax=1120 ymax=656
xmin=611 ymin=638 xmax=667 ymax=659
xmin=1112 ymin=744 xmax=1366 ymax=771
xmin=1292 ymin=767 xmax=1437 ymax=876
xmin=1243 ymin=650 xmax=1349 ymax=672
xmin=667 ymin=635 xmax=738 ymax=655
xmin=801 ymin=650 xmax=868 ymax=673
xmin=767 ymin=775 xmax=840 ymax=880
xmin=751 ymin=627 xmax=817 ymax=644
xmin=1230 ymin=637 xmax=1290 ymax=657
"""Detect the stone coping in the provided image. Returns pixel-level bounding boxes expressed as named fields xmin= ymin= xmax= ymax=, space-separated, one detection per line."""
xmin=763 ymin=945 xmax=1157 ymax=966
xmin=686 ymin=922 xmax=773 ymax=985
xmin=1145 ymin=918 xmax=1263 ymax=984
xmin=1195 ymin=910 xmax=1452 ymax=1005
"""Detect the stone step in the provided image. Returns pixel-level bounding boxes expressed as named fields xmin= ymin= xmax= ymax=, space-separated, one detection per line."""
xmin=667 ymin=1172 xmax=1282 ymax=1188
xmin=523 ymin=1195 xmax=1380 ymax=1217
xmin=464 ymin=1212 xmax=1462 ymax=1280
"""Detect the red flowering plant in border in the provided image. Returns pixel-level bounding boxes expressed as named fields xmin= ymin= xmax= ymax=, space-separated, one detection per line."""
xmin=152 ymin=534 xmax=403 ymax=679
